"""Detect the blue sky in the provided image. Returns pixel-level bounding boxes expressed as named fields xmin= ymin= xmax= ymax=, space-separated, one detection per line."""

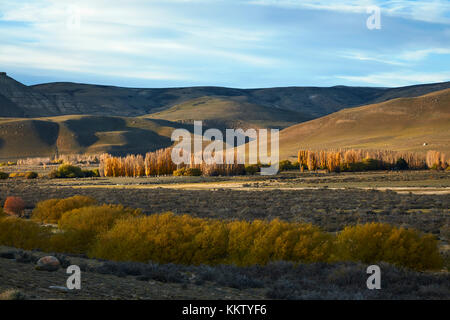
xmin=0 ymin=0 xmax=449 ymax=88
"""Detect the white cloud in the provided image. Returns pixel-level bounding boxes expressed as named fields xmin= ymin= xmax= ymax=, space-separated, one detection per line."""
xmin=340 ymin=47 xmax=450 ymax=67
xmin=248 ymin=0 xmax=450 ymax=24
xmin=340 ymin=51 xmax=406 ymax=66
xmin=336 ymin=71 xmax=450 ymax=87
xmin=0 ymin=0 xmax=280 ymax=82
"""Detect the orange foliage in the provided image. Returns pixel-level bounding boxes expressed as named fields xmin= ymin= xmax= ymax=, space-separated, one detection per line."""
xmin=3 ymin=196 xmax=26 ymax=217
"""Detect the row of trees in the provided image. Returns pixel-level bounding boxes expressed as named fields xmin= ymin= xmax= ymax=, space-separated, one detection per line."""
xmin=297 ymin=149 xmax=448 ymax=172
xmin=17 ymin=154 xmax=100 ymax=166
xmin=99 ymin=147 xmax=246 ymax=177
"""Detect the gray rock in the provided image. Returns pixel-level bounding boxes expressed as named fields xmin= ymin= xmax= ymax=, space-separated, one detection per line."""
xmin=35 ymin=256 xmax=60 ymax=272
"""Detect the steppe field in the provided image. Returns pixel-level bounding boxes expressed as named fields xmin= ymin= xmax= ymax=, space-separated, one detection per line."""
xmin=0 ymin=164 xmax=449 ymax=300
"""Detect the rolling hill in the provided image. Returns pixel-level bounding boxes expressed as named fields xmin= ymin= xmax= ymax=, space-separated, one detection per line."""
xmin=278 ymin=89 xmax=450 ymax=160
xmin=0 ymin=115 xmax=193 ymax=160
xmin=1 ymin=72 xmax=450 ymax=119
xmin=1 ymin=72 xmax=449 ymax=160
xmin=144 ymin=96 xmax=311 ymax=130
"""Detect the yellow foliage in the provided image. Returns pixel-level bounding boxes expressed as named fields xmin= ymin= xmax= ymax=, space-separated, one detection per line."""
xmin=335 ymin=222 xmax=442 ymax=270
xmin=91 ymin=213 xmax=335 ymax=266
xmin=0 ymin=217 xmax=52 ymax=250
xmin=32 ymin=195 xmax=97 ymax=224
xmin=59 ymin=204 xmax=142 ymax=234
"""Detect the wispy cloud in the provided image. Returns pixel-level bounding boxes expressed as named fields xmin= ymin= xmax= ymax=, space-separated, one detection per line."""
xmin=336 ymin=71 xmax=450 ymax=87
xmin=340 ymin=47 xmax=450 ymax=66
xmin=248 ymin=0 xmax=450 ymax=24
xmin=0 ymin=0 xmax=448 ymax=87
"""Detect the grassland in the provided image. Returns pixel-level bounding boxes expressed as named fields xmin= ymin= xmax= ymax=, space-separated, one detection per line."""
xmin=278 ymin=89 xmax=450 ymax=160
xmin=0 ymin=168 xmax=449 ymax=299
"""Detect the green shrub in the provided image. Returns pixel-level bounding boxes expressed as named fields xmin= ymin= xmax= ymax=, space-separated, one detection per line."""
xmin=49 ymin=164 xmax=84 ymax=178
xmin=32 ymin=195 xmax=97 ymax=224
xmin=184 ymin=168 xmax=202 ymax=176
xmin=25 ymin=171 xmax=38 ymax=179
xmin=279 ymin=160 xmax=299 ymax=171
xmin=82 ymin=169 xmax=100 ymax=178
xmin=0 ymin=172 xmax=9 ymax=179
xmin=340 ymin=158 xmax=384 ymax=172
xmin=395 ymin=158 xmax=409 ymax=170
xmin=245 ymin=164 xmax=260 ymax=175
xmin=173 ymin=167 xmax=202 ymax=176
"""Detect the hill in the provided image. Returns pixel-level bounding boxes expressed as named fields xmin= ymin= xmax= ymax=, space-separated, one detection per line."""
xmin=278 ymin=89 xmax=450 ymax=160
xmin=0 ymin=115 xmax=193 ymax=160
xmin=144 ymin=96 xmax=311 ymax=129
xmin=1 ymin=72 xmax=449 ymax=119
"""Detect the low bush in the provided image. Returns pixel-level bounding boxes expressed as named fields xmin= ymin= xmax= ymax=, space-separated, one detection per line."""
xmin=335 ymin=222 xmax=442 ymax=270
xmin=50 ymin=204 xmax=141 ymax=254
xmin=395 ymin=158 xmax=409 ymax=170
xmin=279 ymin=160 xmax=299 ymax=171
xmin=32 ymin=195 xmax=97 ymax=224
xmin=25 ymin=171 xmax=38 ymax=179
xmin=173 ymin=168 xmax=186 ymax=176
xmin=91 ymin=213 xmax=334 ymax=266
xmin=0 ymin=172 xmax=9 ymax=179
xmin=340 ymin=158 xmax=385 ymax=172
xmin=59 ymin=204 xmax=142 ymax=234
xmin=82 ymin=169 xmax=100 ymax=178
xmin=173 ymin=167 xmax=202 ymax=176
xmin=49 ymin=164 xmax=84 ymax=178
xmin=3 ymin=196 xmax=26 ymax=217
xmin=0 ymin=289 xmax=27 ymax=300
xmin=244 ymin=164 xmax=259 ymax=175
xmin=0 ymin=217 xmax=52 ymax=250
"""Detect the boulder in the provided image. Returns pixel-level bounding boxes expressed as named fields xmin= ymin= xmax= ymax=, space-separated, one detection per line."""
xmin=35 ymin=256 xmax=60 ymax=272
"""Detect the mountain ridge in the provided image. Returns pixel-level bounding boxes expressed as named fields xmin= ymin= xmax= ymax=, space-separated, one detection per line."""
xmin=0 ymin=72 xmax=449 ymax=119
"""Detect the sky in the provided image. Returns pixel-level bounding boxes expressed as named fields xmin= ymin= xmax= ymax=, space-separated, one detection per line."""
xmin=0 ymin=0 xmax=449 ymax=88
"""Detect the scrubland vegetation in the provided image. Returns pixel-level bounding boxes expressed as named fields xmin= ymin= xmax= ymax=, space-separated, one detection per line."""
xmin=0 ymin=196 xmax=444 ymax=271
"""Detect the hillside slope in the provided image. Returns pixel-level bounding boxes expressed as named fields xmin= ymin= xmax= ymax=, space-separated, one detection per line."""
xmin=278 ymin=89 xmax=450 ymax=159
xmin=144 ymin=96 xmax=311 ymax=129
xmin=32 ymin=80 xmax=450 ymax=118
xmin=0 ymin=72 xmax=448 ymax=119
xmin=0 ymin=115 xmax=191 ymax=160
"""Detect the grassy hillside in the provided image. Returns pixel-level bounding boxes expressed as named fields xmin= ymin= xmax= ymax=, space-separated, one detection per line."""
xmin=0 ymin=115 xmax=193 ymax=160
xmin=27 ymin=77 xmax=450 ymax=118
xmin=144 ymin=96 xmax=311 ymax=129
xmin=278 ymin=89 xmax=450 ymax=160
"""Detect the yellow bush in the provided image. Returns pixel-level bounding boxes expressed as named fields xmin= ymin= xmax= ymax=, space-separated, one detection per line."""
xmin=48 ymin=230 xmax=95 ymax=254
xmin=0 ymin=217 xmax=52 ymax=250
xmin=59 ymin=204 xmax=142 ymax=234
xmin=90 ymin=213 xmax=335 ymax=266
xmin=335 ymin=223 xmax=442 ymax=270
xmin=50 ymin=204 xmax=141 ymax=254
xmin=227 ymin=219 xmax=334 ymax=265
xmin=32 ymin=195 xmax=97 ymax=224
xmin=90 ymin=213 xmax=209 ymax=263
